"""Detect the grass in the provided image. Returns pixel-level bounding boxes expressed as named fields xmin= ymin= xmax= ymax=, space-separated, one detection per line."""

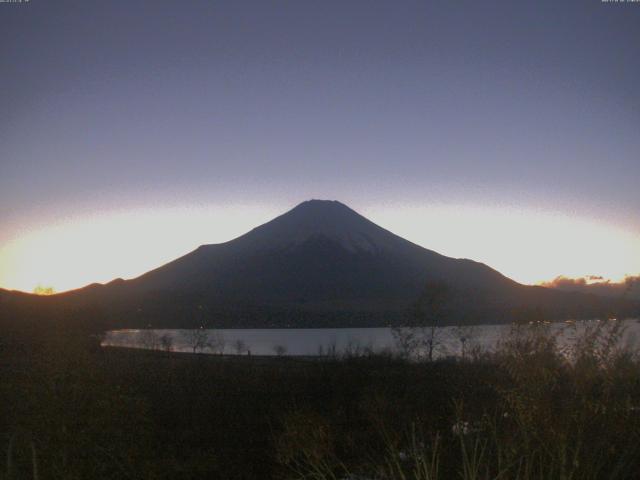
xmin=1 ymin=320 xmax=639 ymax=479
xmin=274 ymin=321 xmax=640 ymax=480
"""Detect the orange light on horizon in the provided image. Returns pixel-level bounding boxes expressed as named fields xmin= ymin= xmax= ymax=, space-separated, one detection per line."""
xmin=0 ymin=205 xmax=279 ymax=293
xmin=364 ymin=204 xmax=640 ymax=286
xmin=0 ymin=203 xmax=638 ymax=293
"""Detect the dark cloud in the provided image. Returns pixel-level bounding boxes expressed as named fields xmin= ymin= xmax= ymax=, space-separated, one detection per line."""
xmin=541 ymin=275 xmax=640 ymax=300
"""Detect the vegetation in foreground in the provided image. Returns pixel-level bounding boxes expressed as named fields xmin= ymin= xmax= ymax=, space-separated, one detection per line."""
xmin=1 ymin=320 xmax=640 ymax=479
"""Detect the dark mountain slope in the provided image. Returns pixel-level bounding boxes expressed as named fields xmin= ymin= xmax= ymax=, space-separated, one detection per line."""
xmin=2 ymin=201 xmax=636 ymax=329
xmin=128 ymin=200 xmax=515 ymax=300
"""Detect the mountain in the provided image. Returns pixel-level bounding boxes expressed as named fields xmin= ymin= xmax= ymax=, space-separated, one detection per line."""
xmin=2 ymin=200 xmax=636 ymax=329
xmin=128 ymin=199 xmax=516 ymax=298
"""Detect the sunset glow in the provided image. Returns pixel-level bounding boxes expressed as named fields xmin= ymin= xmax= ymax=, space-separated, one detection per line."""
xmin=1 ymin=204 xmax=638 ymax=293
xmin=1 ymin=1 xmax=638 ymax=296
xmin=366 ymin=205 xmax=640 ymax=286
xmin=2 ymin=2 xmax=640 ymax=477
xmin=0 ymin=205 xmax=278 ymax=293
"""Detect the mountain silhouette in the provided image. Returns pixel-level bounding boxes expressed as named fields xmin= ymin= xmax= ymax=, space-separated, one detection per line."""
xmin=129 ymin=200 xmax=515 ymax=296
xmin=1 ymin=200 xmax=635 ymax=329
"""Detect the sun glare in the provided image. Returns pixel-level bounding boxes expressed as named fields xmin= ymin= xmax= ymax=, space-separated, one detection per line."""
xmin=0 ymin=204 xmax=638 ymax=293
xmin=366 ymin=204 xmax=640 ymax=286
xmin=0 ymin=205 xmax=278 ymax=293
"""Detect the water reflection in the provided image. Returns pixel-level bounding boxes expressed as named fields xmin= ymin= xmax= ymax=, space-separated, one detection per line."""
xmin=102 ymin=319 xmax=640 ymax=359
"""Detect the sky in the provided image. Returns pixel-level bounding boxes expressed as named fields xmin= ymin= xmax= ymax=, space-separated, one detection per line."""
xmin=1 ymin=0 xmax=639 ymax=293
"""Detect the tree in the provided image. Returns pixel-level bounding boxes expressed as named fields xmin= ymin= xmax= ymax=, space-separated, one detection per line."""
xmin=623 ymin=276 xmax=639 ymax=299
xmin=393 ymin=281 xmax=452 ymax=361
xmin=208 ymin=331 xmax=225 ymax=355
xmin=181 ymin=328 xmax=211 ymax=354
xmin=233 ymin=339 xmax=247 ymax=355
xmin=139 ymin=329 xmax=160 ymax=351
xmin=417 ymin=281 xmax=452 ymax=361
xmin=160 ymin=333 xmax=174 ymax=353
xmin=273 ymin=344 xmax=287 ymax=357
xmin=33 ymin=285 xmax=55 ymax=296
xmin=452 ymin=325 xmax=477 ymax=359
xmin=391 ymin=325 xmax=421 ymax=359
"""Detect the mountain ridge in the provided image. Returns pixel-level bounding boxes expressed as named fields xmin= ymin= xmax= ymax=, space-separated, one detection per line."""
xmin=126 ymin=199 xmax=517 ymax=297
xmin=1 ymin=200 xmax=636 ymax=329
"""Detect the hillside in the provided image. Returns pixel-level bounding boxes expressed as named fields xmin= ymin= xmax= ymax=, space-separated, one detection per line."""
xmin=2 ymin=201 xmax=636 ymax=329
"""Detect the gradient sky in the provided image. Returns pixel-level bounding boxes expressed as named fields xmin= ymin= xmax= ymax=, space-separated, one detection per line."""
xmin=1 ymin=0 xmax=639 ymax=292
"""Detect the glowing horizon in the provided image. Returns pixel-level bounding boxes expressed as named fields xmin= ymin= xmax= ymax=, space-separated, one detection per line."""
xmin=2 ymin=1 xmax=639 ymax=297
xmin=1 ymin=202 xmax=638 ymax=294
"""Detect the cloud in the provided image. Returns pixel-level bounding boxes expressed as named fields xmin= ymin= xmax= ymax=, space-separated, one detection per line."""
xmin=540 ymin=275 xmax=640 ymax=300
xmin=586 ymin=275 xmax=605 ymax=282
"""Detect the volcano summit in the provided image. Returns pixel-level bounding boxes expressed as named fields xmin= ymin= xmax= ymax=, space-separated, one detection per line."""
xmin=2 ymin=200 xmax=631 ymax=329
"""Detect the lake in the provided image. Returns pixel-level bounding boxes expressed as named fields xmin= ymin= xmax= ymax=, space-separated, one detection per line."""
xmin=102 ymin=319 xmax=640 ymax=358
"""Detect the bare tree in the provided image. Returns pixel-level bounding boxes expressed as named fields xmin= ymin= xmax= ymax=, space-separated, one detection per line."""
xmin=273 ymin=344 xmax=287 ymax=356
xmin=181 ymin=328 xmax=211 ymax=354
xmin=326 ymin=340 xmax=337 ymax=358
xmin=623 ymin=276 xmax=639 ymax=299
xmin=160 ymin=333 xmax=174 ymax=353
xmin=417 ymin=281 xmax=452 ymax=361
xmin=208 ymin=331 xmax=225 ymax=355
xmin=391 ymin=325 xmax=422 ymax=359
xmin=233 ymin=339 xmax=247 ymax=355
xmin=452 ymin=325 xmax=477 ymax=359
xmin=342 ymin=339 xmax=365 ymax=358
xmin=393 ymin=281 xmax=452 ymax=361
xmin=139 ymin=329 xmax=160 ymax=351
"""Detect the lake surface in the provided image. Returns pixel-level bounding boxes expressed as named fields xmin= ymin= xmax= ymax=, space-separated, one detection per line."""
xmin=102 ymin=319 xmax=640 ymax=358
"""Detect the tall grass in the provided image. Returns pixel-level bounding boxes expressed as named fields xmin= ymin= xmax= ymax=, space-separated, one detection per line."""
xmin=3 ymin=319 xmax=639 ymax=479
xmin=275 ymin=321 xmax=640 ymax=480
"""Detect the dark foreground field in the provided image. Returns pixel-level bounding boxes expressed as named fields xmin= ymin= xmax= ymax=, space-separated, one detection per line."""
xmin=2 ymin=322 xmax=640 ymax=479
